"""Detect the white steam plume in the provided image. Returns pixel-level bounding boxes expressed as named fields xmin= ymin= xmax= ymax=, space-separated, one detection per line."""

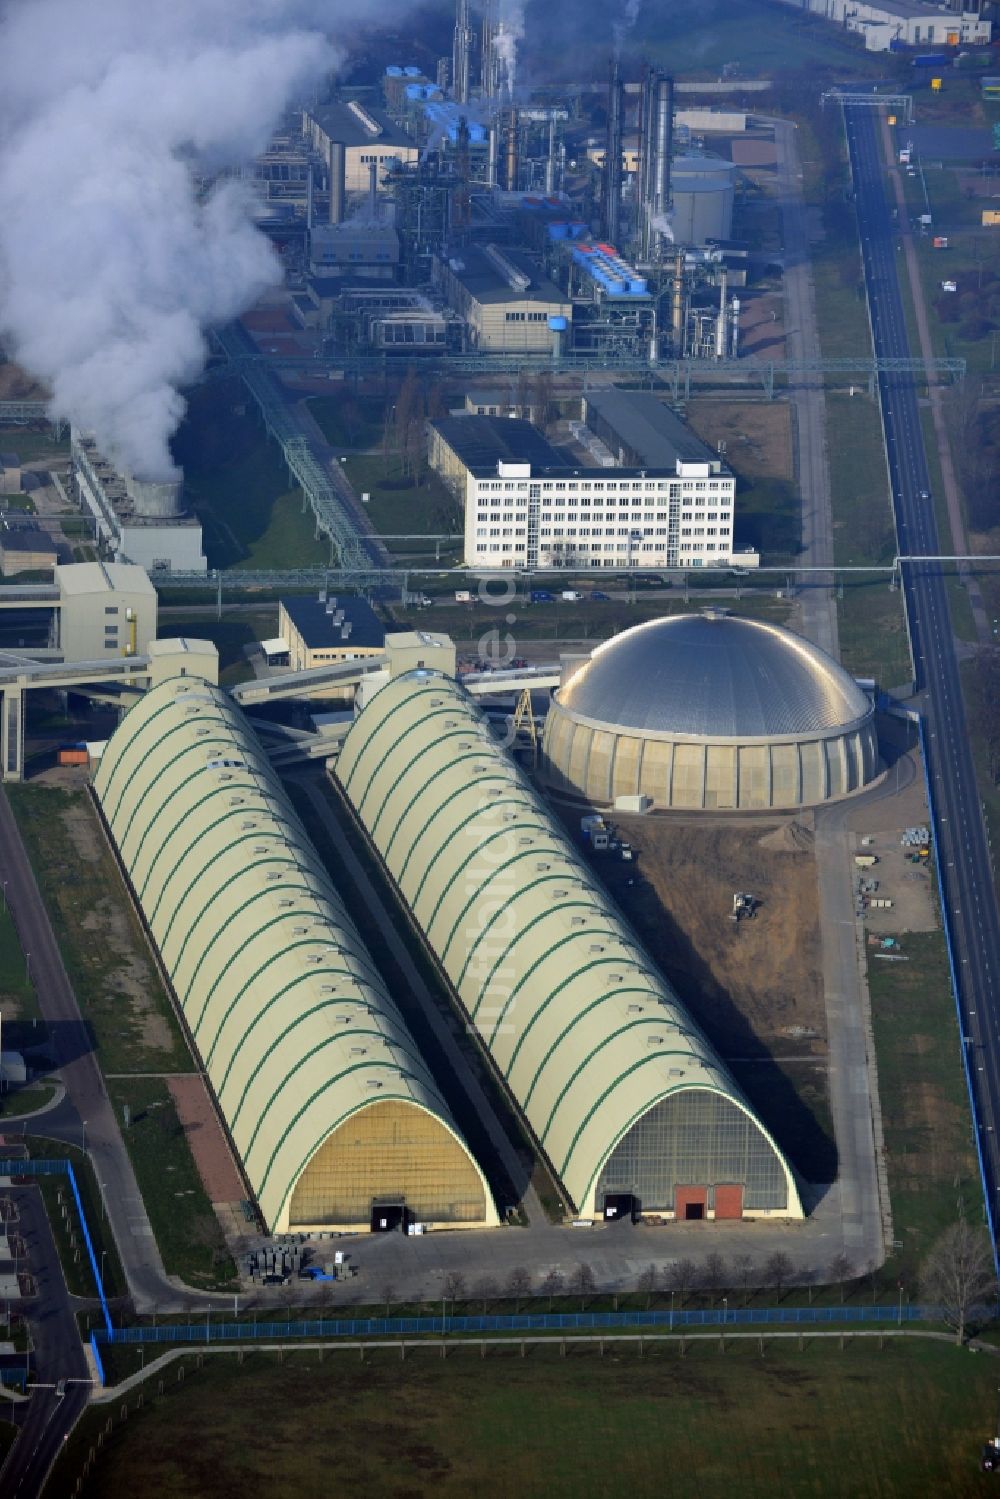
xmin=495 ymin=1 xmax=526 ymax=100
xmin=612 ymin=0 xmax=643 ymax=53
xmin=0 ymin=1 xmax=341 ymax=479
xmin=650 ymin=211 xmax=675 ymax=243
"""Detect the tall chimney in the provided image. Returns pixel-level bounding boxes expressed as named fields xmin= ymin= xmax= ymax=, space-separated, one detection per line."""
xmin=368 ymin=160 xmax=378 ymax=220
xmin=328 ymin=141 xmax=346 ymax=224
xmin=604 ymin=58 xmax=624 ymax=244
xmin=452 ymin=0 xmax=471 ymax=104
xmin=505 ymin=109 xmax=519 ymax=191
xmin=715 ymin=267 xmax=728 ymax=359
xmin=672 ymin=248 xmax=685 ymax=348
xmin=653 ymin=75 xmax=674 ymax=221
xmin=306 ymin=161 xmax=314 ymax=230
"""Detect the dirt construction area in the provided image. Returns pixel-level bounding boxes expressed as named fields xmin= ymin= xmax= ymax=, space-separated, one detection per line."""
xmin=559 ymin=808 xmax=836 ymax=1183
xmin=686 ymin=399 xmax=794 ymax=484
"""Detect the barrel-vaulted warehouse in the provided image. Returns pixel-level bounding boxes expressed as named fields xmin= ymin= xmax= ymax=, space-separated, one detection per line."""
xmin=542 ymin=613 xmax=878 ymax=812
xmin=93 ymin=678 xmax=497 ymax=1234
xmin=337 ymin=671 xmax=803 ymax=1223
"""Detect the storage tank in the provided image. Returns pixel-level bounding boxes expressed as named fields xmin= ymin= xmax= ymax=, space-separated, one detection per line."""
xmin=126 ymin=476 xmax=185 ymax=518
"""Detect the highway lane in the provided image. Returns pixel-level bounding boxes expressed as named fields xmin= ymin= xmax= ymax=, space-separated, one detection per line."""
xmin=845 ymin=105 xmax=1000 ymax=1237
xmin=0 ymin=1186 xmax=89 ymax=1499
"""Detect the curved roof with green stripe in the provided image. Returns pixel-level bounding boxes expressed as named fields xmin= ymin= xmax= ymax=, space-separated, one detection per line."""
xmin=93 ymin=678 xmax=495 ymax=1232
xmin=336 ymin=671 xmax=802 ymax=1218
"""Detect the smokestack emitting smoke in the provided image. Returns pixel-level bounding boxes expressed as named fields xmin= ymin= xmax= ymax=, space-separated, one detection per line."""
xmin=0 ymin=1 xmax=341 ymax=480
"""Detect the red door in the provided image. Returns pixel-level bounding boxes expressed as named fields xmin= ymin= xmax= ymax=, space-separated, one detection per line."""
xmin=715 ymin=1185 xmax=744 ymax=1220
xmin=675 ymin=1186 xmax=707 ymax=1220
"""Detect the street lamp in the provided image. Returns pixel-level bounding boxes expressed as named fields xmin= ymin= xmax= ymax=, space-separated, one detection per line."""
xmin=100 ymin=1249 xmax=107 ymax=1295
xmin=81 ymin=1119 xmax=87 ymax=1158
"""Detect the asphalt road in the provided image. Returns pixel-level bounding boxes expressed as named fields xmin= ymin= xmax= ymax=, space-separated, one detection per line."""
xmin=0 ymin=1186 xmax=89 ymax=1499
xmin=846 ymin=105 xmax=1000 ymax=1240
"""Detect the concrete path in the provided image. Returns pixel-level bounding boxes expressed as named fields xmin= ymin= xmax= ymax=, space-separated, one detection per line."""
xmin=771 ymin=117 xmax=840 ymax=661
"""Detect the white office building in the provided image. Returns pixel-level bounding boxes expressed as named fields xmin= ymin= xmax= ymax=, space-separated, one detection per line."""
xmin=431 ymin=412 xmax=736 ymax=571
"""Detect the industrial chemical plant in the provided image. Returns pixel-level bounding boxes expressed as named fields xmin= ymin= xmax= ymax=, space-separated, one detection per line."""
xmin=239 ymin=21 xmax=749 ymax=368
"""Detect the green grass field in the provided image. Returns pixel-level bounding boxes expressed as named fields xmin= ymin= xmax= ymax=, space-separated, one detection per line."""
xmin=341 ymin=453 xmax=462 ymax=548
xmin=59 ymin=1340 xmax=1000 ymax=1499
xmin=632 ymin=0 xmax=881 ymax=76
xmin=868 ymin=931 xmax=982 ymax=1280
xmin=157 ymin=611 xmax=280 ymax=687
xmin=306 ymin=393 xmax=385 ymax=451
xmin=105 ymin=1077 xmax=237 ymax=1292
xmin=6 ymin=785 xmax=191 ymax=1075
xmin=23 ymin=1136 xmax=125 ymax=1301
xmin=174 ymin=388 xmax=325 ymax=570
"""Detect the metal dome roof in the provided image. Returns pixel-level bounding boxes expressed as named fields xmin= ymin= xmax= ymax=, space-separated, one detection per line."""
xmin=556 ymin=614 xmax=872 ymax=741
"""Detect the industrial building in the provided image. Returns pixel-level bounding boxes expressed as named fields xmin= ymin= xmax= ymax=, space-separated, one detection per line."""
xmin=336 ymin=669 xmax=803 ymax=1221
xmin=430 ymin=404 xmax=740 ymax=570
xmin=277 ymin=595 xmax=387 ymax=672
xmin=304 ymin=100 xmax=419 ymax=204
xmin=770 ymin=0 xmax=989 ymax=50
xmin=71 ymin=431 xmax=206 ymax=574
xmin=542 ymin=613 xmax=879 ymax=811
xmin=434 ymin=244 xmax=571 ymax=352
xmin=94 ymin=679 xmax=498 ymax=1234
xmin=54 ymin=561 xmax=158 ymax=662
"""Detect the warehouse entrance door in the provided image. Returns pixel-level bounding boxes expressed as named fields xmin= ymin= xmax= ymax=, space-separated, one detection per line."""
xmin=675 ymin=1186 xmax=707 ymax=1221
xmin=603 ymin=1193 xmax=637 ymax=1223
xmin=714 ymin=1185 xmax=744 ymax=1220
xmin=371 ymin=1199 xmax=407 ymax=1232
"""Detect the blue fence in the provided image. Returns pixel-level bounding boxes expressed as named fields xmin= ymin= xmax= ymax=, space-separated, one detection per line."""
xmin=89 ymin=1331 xmax=105 ymax=1387
xmin=913 ymin=715 xmax=998 ymax=1271
xmin=97 ymin=1300 xmax=956 ymax=1348
xmin=0 ymin=1157 xmax=112 ymax=1334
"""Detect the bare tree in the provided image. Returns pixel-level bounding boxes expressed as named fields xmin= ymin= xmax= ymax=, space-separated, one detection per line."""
xmin=378 ymin=1280 xmax=397 ymax=1318
xmin=763 ymin=1251 xmax=794 ymax=1299
xmin=570 ymin=1261 xmax=596 ymax=1309
xmin=637 ymin=1263 xmax=659 ymax=1310
xmin=506 ymin=1265 xmax=532 ymax=1313
xmin=443 ymin=1271 xmax=467 ymax=1304
xmin=473 ymin=1274 xmax=498 ymax=1314
xmin=732 ymin=1253 xmax=755 ymax=1305
xmin=920 ymin=1220 xmax=997 ymax=1345
xmin=540 ymin=1268 xmax=564 ymax=1311
xmin=661 ymin=1257 xmax=698 ymax=1303
xmin=702 ymin=1252 xmax=728 ymax=1296
xmin=827 ymin=1253 xmax=855 ymax=1306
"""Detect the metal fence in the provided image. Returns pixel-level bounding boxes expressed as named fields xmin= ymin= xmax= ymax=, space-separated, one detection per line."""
xmin=914 ymin=716 xmax=998 ymax=1272
xmin=98 ymin=1301 xmax=958 ymax=1348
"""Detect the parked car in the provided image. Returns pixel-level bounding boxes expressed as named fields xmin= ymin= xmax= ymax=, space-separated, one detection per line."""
xmin=530 ymin=590 xmax=555 ymax=603
xmin=591 ymin=591 xmax=611 ymax=601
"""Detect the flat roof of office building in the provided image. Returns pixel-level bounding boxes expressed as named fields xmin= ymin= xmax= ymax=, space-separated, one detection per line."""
xmin=443 ymin=246 xmax=568 ymax=307
xmin=432 ymin=416 xmax=565 ymax=472
xmin=584 ymin=389 xmax=730 ymax=471
xmin=308 ymin=99 xmax=414 ymax=151
xmin=281 ymin=594 xmax=386 ymax=651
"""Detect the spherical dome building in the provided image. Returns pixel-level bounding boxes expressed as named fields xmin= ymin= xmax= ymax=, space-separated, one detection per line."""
xmin=541 ymin=613 xmax=878 ymax=812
